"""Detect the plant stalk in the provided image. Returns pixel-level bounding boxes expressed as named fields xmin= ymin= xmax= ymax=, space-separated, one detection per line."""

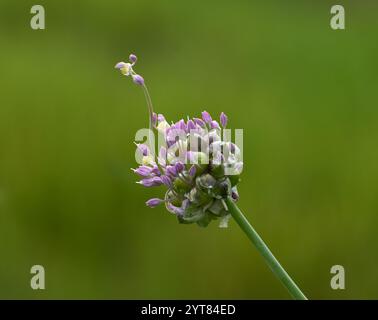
xmin=225 ymin=197 xmax=307 ymax=300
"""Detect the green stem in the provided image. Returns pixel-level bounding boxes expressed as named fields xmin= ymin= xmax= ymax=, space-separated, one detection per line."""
xmin=140 ymin=84 xmax=157 ymax=161
xmin=141 ymin=84 xmax=154 ymax=130
xmin=225 ymin=197 xmax=308 ymax=300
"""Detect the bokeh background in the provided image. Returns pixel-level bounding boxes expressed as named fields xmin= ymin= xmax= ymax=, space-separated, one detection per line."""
xmin=0 ymin=0 xmax=377 ymax=299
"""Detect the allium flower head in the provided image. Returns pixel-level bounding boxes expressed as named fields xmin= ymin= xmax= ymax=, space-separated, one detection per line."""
xmin=116 ymin=54 xmax=243 ymax=228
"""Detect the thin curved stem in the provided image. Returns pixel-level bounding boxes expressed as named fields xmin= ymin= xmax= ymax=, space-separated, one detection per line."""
xmin=142 ymin=84 xmax=154 ymax=130
xmin=225 ymin=197 xmax=308 ymax=300
xmin=140 ymin=84 xmax=156 ymax=158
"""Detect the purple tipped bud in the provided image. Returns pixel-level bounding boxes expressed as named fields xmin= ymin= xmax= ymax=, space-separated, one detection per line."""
xmin=189 ymin=165 xmax=197 ymax=177
xmin=220 ymin=112 xmax=228 ymax=128
xmin=187 ymin=119 xmax=196 ymax=131
xmin=177 ymin=119 xmax=187 ymax=132
xmin=210 ymin=120 xmax=220 ymax=129
xmin=146 ymin=198 xmax=163 ymax=208
xmin=129 ymin=54 xmax=137 ymax=64
xmin=133 ymin=166 xmax=153 ymax=177
xmin=157 ymin=114 xmax=165 ymax=122
xmin=138 ymin=176 xmax=163 ymax=187
xmin=193 ymin=118 xmax=206 ymax=127
xmin=137 ymin=143 xmax=149 ymax=156
xmin=114 ymin=62 xmax=126 ymax=69
xmin=132 ymin=74 xmax=144 ymax=86
xmin=151 ymin=165 xmax=161 ymax=175
xmin=161 ymin=175 xmax=172 ymax=187
xmin=175 ymin=162 xmax=184 ymax=173
xmin=201 ymin=111 xmax=212 ymax=123
xmin=168 ymin=123 xmax=177 ymax=131
xmin=166 ymin=165 xmax=178 ymax=177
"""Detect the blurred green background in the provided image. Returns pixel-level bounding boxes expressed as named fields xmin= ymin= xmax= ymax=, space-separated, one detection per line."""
xmin=0 ymin=0 xmax=377 ymax=299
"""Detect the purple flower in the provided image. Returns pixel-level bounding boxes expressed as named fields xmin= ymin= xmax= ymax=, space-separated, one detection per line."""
xmin=129 ymin=54 xmax=137 ymax=64
xmin=115 ymin=61 xmax=132 ymax=76
xmin=146 ymin=198 xmax=163 ymax=208
xmin=193 ymin=118 xmax=206 ymax=128
xmin=151 ymin=165 xmax=161 ymax=175
xmin=187 ymin=119 xmax=196 ymax=131
xmin=132 ymin=74 xmax=144 ymax=86
xmin=157 ymin=114 xmax=165 ymax=122
xmin=114 ymin=62 xmax=126 ymax=69
xmin=201 ymin=111 xmax=212 ymax=123
xmin=175 ymin=162 xmax=184 ymax=173
xmin=210 ymin=120 xmax=220 ymax=129
xmin=133 ymin=166 xmax=154 ymax=177
xmin=177 ymin=119 xmax=187 ymax=132
xmin=161 ymin=175 xmax=172 ymax=187
xmin=166 ymin=165 xmax=177 ymax=177
xmin=220 ymin=112 xmax=228 ymax=128
xmin=138 ymin=176 xmax=163 ymax=187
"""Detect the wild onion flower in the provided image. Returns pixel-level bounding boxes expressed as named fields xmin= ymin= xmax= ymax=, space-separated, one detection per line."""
xmin=136 ymin=107 xmax=243 ymax=228
xmin=115 ymin=54 xmax=308 ymax=299
xmin=116 ymin=55 xmax=242 ymax=228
